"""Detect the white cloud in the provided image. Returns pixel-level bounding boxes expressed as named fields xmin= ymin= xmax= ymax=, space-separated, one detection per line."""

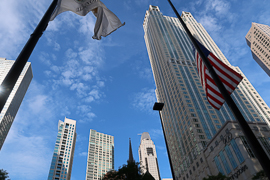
xmin=139 ymin=68 xmax=153 ymax=81
xmin=206 ymin=0 xmax=230 ymax=16
xmin=79 ymin=152 xmax=88 ymax=156
xmin=2 ymin=129 xmax=52 ymax=180
xmin=0 ymin=0 xmax=49 ymax=59
xmin=149 ymin=129 xmax=163 ymax=140
xmin=198 ymin=15 xmax=221 ymax=33
xmin=132 ymin=88 xmax=157 ymax=112
xmin=76 ymin=105 xmax=96 ymax=122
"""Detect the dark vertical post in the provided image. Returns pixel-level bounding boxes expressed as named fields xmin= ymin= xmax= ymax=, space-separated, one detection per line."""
xmin=0 ymin=0 xmax=58 ymax=113
xmin=166 ymin=0 xmax=270 ymax=178
xmin=153 ymin=102 xmax=175 ymax=180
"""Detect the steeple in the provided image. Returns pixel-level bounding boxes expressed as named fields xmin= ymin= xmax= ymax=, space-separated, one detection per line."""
xmin=127 ymin=138 xmax=135 ymax=163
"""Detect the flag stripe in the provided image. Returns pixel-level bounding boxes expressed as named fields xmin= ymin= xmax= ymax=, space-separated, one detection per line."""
xmin=209 ymin=55 xmax=241 ymax=86
xmin=208 ymin=54 xmax=242 ymax=81
xmin=194 ymin=42 xmax=243 ymax=110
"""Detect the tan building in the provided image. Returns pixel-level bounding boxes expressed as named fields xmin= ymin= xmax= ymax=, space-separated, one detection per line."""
xmin=246 ymin=23 xmax=270 ymax=76
xmin=183 ymin=121 xmax=270 ymax=180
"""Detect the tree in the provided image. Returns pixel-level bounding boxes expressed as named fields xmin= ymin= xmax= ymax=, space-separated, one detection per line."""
xmin=252 ymin=170 xmax=267 ymax=180
xmin=203 ymin=172 xmax=228 ymax=180
xmin=102 ymin=162 xmax=144 ymax=180
xmin=0 ymin=169 xmax=9 ymax=180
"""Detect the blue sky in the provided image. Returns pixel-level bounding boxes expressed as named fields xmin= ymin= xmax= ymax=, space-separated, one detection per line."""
xmin=0 ymin=0 xmax=270 ymax=179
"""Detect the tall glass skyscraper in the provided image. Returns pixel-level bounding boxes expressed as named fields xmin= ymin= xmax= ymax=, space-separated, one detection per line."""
xmin=85 ymin=129 xmax=114 ymax=180
xmin=143 ymin=5 xmax=270 ymax=178
xmin=0 ymin=57 xmax=33 ymax=150
xmin=48 ymin=117 xmax=77 ymax=180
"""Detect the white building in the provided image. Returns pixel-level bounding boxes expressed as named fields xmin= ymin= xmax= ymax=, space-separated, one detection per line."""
xmin=139 ymin=132 xmax=160 ymax=180
xmin=0 ymin=57 xmax=33 ymax=150
xmin=85 ymin=129 xmax=114 ymax=180
xmin=48 ymin=117 xmax=77 ymax=180
xmin=143 ymin=5 xmax=270 ymax=179
xmin=246 ymin=23 xmax=270 ymax=76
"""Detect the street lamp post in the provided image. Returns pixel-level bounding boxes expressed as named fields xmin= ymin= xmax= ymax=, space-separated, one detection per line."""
xmin=153 ymin=102 xmax=175 ymax=180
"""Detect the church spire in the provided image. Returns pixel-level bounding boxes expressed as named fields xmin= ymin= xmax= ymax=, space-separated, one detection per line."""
xmin=127 ymin=138 xmax=135 ymax=163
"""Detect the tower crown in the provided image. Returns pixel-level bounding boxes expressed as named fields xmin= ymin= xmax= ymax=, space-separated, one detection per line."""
xmin=141 ymin=132 xmax=151 ymax=141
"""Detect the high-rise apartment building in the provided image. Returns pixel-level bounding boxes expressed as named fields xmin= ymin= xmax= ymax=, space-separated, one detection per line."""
xmin=0 ymin=57 xmax=33 ymax=150
xmin=48 ymin=117 xmax=77 ymax=180
xmin=85 ymin=129 xmax=114 ymax=180
xmin=143 ymin=5 xmax=270 ymax=179
xmin=246 ymin=23 xmax=270 ymax=76
xmin=139 ymin=132 xmax=160 ymax=180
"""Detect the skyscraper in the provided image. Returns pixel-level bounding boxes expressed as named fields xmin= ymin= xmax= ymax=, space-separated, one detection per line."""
xmin=139 ymin=132 xmax=160 ymax=180
xmin=48 ymin=117 xmax=77 ymax=180
xmin=0 ymin=57 xmax=33 ymax=150
xmin=143 ymin=5 xmax=270 ymax=178
xmin=85 ymin=129 xmax=114 ymax=180
xmin=246 ymin=23 xmax=270 ymax=76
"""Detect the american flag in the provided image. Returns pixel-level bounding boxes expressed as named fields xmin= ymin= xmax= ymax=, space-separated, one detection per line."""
xmin=194 ymin=40 xmax=243 ymax=109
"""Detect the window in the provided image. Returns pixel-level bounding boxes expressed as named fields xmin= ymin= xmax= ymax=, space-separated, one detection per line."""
xmin=219 ymin=151 xmax=231 ymax=174
xmin=253 ymin=126 xmax=259 ymax=131
xmin=199 ymin=135 xmax=205 ymax=139
xmin=214 ymin=156 xmax=224 ymax=175
xmin=230 ymin=139 xmax=244 ymax=163
xmin=240 ymin=136 xmax=255 ymax=158
xmin=262 ymin=127 xmax=268 ymax=131
xmin=258 ymin=137 xmax=270 ymax=155
xmin=225 ymin=145 xmax=238 ymax=169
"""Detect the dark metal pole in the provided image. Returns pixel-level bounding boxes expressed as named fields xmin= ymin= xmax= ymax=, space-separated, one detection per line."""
xmin=166 ymin=0 xmax=270 ymax=178
xmin=158 ymin=111 xmax=176 ymax=180
xmin=0 ymin=0 xmax=58 ymax=113
xmin=153 ymin=102 xmax=175 ymax=180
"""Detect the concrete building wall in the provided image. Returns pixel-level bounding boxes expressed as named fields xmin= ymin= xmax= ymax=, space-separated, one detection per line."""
xmin=85 ymin=129 xmax=114 ymax=180
xmin=182 ymin=121 xmax=270 ymax=180
xmin=246 ymin=23 xmax=270 ymax=76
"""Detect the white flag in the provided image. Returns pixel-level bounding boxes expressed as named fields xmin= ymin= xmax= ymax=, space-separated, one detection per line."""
xmin=50 ymin=0 xmax=125 ymax=40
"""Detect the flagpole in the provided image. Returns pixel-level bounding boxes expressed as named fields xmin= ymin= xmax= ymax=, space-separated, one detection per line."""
xmin=0 ymin=0 xmax=58 ymax=113
xmin=166 ymin=0 xmax=270 ymax=178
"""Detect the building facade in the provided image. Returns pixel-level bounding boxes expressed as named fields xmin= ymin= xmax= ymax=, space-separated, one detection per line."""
xmin=139 ymin=132 xmax=160 ymax=180
xmin=48 ymin=117 xmax=77 ymax=180
xmin=246 ymin=23 xmax=270 ymax=76
xmin=0 ymin=57 xmax=33 ymax=150
xmin=143 ymin=5 xmax=270 ymax=179
xmin=186 ymin=121 xmax=270 ymax=180
xmin=85 ymin=129 xmax=114 ymax=180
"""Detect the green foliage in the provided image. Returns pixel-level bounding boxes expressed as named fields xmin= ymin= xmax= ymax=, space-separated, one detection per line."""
xmin=102 ymin=162 xmax=144 ymax=180
xmin=203 ymin=172 xmax=228 ymax=180
xmin=118 ymin=162 xmax=143 ymax=180
xmin=0 ymin=169 xmax=9 ymax=180
xmin=252 ymin=170 xmax=267 ymax=180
